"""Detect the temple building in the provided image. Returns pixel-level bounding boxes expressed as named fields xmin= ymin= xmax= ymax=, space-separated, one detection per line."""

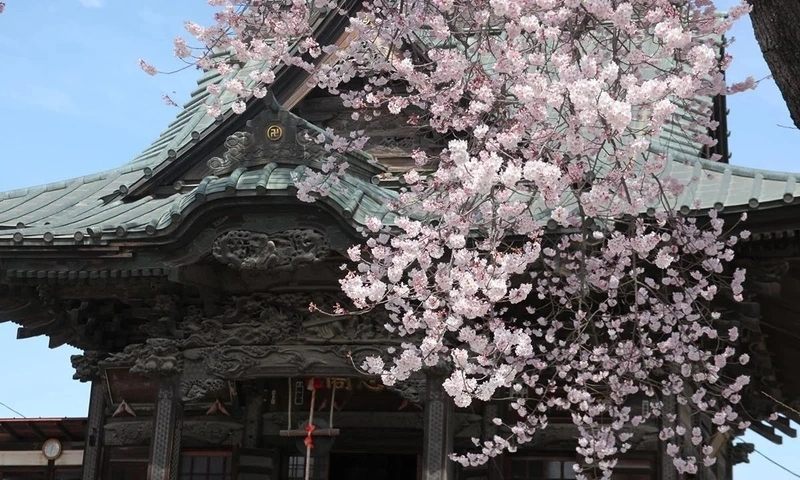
xmin=0 ymin=9 xmax=799 ymax=480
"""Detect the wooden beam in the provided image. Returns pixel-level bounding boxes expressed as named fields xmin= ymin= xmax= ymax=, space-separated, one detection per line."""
xmin=16 ymin=322 xmax=57 ymax=339
xmin=296 ymin=96 xmax=346 ymax=112
xmin=750 ymin=421 xmax=783 ymax=444
xmin=279 ymin=428 xmax=340 ymax=437
xmin=48 ymin=329 xmax=76 ymax=349
xmin=264 ymin=411 xmax=480 ymax=435
xmin=0 ymin=450 xmax=83 ymax=466
xmin=0 ymin=422 xmax=22 ymax=441
xmin=55 ymin=422 xmax=77 ymax=442
xmin=783 ymin=409 xmax=800 ymax=426
xmin=770 ymin=416 xmax=797 ymax=438
xmin=709 ymin=432 xmax=729 ymax=457
xmin=26 ymin=421 xmax=46 ymax=441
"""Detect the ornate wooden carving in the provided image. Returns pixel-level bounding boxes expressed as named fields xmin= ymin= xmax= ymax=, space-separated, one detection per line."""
xmin=16 ymin=288 xmax=136 ymax=351
xmin=323 ymin=111 xmax=423 ymax=156
xmin=179 ymin=378 xmax=228 ymax=403
xmin=211 ymin=229 xmax=331 ymax=272
xmin=101 ymin=338 xmax=183 ymax=376
xmin=99 ymin=294 xmax=400 ymax=381
xmin=181 ymin=293 xmax=397 ymax=347
xmin=181 ymin=295 xmax=303 ymax=348
xmin=182 ymin=419 xmax=244 ymax=445
xmin=208 ymin=131 xmax=256 ymax=174
xmin=388 ymin=376 xmax=426 ymax=405
xmin=104 ymin=419 xmax=152 ymax=446
xmin=205 ymin=108 xmax=313 ymax=175
xmin=731 ymin=442 xmax=754 ymax=465
xmin=184 ymin=344 xmax=386 ymax=379
xmin=15 ymin=281 xmax=184 ymax=351
xmin=71 ymin=350 xmax=108 ymax=382
xmin=139 ymin=294 xmax=183 ymax=338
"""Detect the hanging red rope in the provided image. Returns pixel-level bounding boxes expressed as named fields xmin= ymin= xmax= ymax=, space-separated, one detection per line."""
xmin=304 ymin=377 xmax=322 ymax=480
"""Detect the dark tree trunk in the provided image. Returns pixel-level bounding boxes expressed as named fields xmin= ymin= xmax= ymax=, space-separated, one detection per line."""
xmin=748 ymin=0 xmax=800 ymax=129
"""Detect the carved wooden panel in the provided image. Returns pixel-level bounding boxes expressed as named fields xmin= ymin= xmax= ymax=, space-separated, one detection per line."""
xmin=181 ymin=419 xmax=243 ymax=446
xmin=212 ymin=229 xmax=330 ymax=272
xmin=104 ymin=420 xmax=153 ymax=447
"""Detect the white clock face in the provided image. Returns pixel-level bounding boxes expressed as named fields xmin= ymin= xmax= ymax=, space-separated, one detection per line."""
xmin=43 ymin=439 xmax=61 ymax=458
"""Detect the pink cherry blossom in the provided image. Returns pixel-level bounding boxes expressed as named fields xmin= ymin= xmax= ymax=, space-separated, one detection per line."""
xmin=165 ymin=0 xmax=758 ymax=476
xmin=138 ymin=59 xmax=157 ymax=76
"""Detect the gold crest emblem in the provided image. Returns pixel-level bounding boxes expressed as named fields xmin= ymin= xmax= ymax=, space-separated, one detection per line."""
xmin=266 ymin=124 xmax=283 ymax=142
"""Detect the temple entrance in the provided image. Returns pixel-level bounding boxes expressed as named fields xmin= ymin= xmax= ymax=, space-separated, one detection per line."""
xmin=327 ymin=453 xmax=417 ymax=480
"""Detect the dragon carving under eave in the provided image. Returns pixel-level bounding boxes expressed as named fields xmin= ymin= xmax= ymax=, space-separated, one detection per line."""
xmin=91 ymin=293 xmax=400 ymax=381
xmin=100 ymin=338 xmax=183 ymax=377
xmin=211 ymin=229 xmax=331 ymax=272
xmin=180 ymin=293 xmax=398 ymax=347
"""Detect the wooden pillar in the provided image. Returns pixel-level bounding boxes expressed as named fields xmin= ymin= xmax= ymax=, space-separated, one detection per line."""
xmin=81 ymin=380 xmax=106 ymax=480
xmin=423 ymin=373 xmax=454 ymax=480
xmin=660 ymin=396 xmax=677 ymax=480
xmin=243 ymin=382 xmax=264 ymax=449
xmin=148 ymin=380 xmax=182 ymax=480
xmin=482 ymin=404 xmax=502 ymax=480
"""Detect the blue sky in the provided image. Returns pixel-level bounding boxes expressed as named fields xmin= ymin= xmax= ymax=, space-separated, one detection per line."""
xmin=0 ymin=0 xmax=797 ymax=478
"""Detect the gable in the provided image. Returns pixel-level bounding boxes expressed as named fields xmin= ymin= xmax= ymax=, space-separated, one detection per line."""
xmin=0 ymin=106 xmax=397 ymax=250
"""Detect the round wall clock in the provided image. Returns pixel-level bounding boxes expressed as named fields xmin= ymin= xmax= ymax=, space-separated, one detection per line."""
xmin=42 ymin=438 xmax=62 ymax=460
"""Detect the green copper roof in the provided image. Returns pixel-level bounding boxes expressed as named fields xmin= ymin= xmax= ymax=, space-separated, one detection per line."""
xmin=0 ymin=27 xmax=795 ymax=246
xmin=0 ymin=161 xmax=397 ymax=245
xmin=650 ymin=138 xmax=799 ymax=213
xmin=0 ymin=138 xmax=796 ymax=248
xmin=127 ymin=67 xmax=242 ymax=168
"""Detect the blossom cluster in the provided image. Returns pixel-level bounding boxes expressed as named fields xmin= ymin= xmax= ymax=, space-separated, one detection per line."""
xmin=162 ymin=0 xmax=759 ymax=477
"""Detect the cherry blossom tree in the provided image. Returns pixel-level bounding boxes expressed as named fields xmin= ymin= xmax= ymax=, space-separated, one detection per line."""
xmin=142 ymin=0 xmax=758 ymax=477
